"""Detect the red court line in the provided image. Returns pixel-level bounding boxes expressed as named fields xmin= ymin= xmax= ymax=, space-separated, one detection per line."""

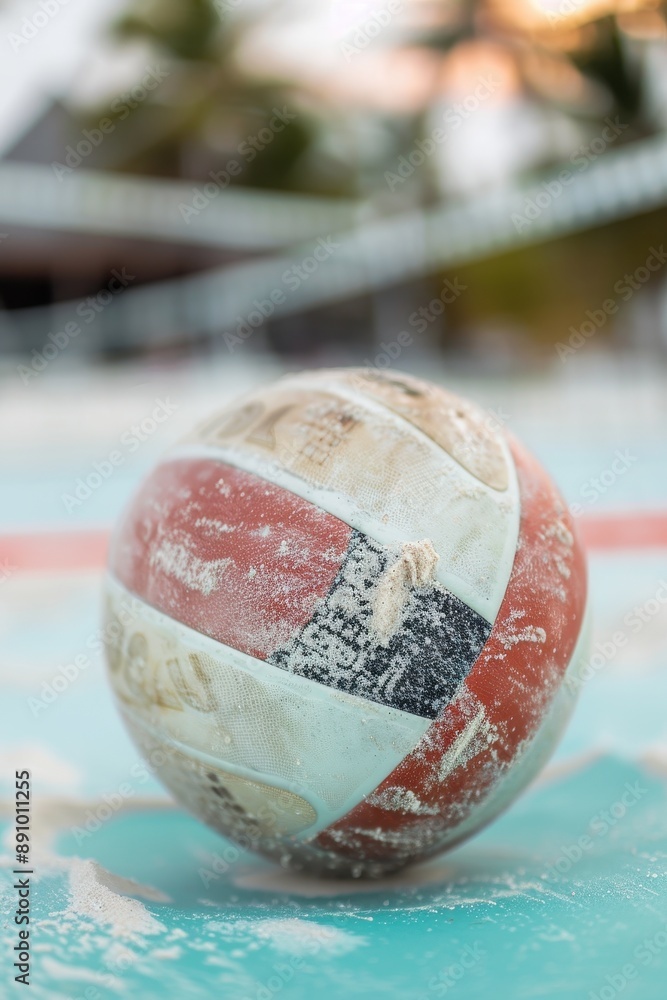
xmin=579 ymin=511 xmax=667 ymax=551
xmin=0 ymin=530 xmax=109 ymax=574
xmin=0 ymin=512 xmax=666 ymax=574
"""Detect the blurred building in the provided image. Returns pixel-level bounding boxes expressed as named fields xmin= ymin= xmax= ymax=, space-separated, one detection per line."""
xmin=1 ymin=0 xmax=667 ymax=367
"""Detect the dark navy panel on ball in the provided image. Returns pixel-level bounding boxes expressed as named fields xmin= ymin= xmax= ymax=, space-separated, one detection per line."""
xmin=268 ymin=531 xmax=492 ymax=719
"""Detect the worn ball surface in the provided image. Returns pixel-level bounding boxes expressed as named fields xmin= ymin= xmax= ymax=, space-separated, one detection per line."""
xmin=104 ymin=368 xmax=589 ymax=877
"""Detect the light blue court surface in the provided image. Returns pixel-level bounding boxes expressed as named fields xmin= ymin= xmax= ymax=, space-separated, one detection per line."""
xmin=0 ymin=365 xmax=666 ymax=1000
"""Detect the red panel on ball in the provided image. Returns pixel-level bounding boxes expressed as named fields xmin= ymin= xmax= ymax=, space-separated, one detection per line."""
xmin=109 ymin=457 xmax=353 ymax=660
xmin=316 ymin=436 xmax=588 ymax=862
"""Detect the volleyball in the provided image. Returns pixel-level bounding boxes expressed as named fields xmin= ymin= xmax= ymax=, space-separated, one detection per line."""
xmin=103 ymin=368 xmax=589 ymax=876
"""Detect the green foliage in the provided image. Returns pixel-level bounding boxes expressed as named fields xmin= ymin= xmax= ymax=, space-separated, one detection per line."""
xmin=115 ymin=0 xmax=223 ymax=62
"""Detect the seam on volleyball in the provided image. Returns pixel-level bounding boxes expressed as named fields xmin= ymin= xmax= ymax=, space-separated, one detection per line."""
xmin=267 ymin=528 xmax=492 ymax=719
xmin=162 ymin=444 xmax=510 ymax=625
xmin=104 ymin=570 xmax=437 ymax=725
xmin=282 ymin=374 xmax=523 ymax=606
xmin=105 ymin=573 xmax=432 ymax=836
xmin=115 ymin=701 xmax=327 ymax=838
xmin=276 ymin=371 xmax=520 ymax=500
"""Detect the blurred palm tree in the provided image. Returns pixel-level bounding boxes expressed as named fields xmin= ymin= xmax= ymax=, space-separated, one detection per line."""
xmin=65 ymin=0 xmax=667 ymax=361
xmin=83 ymin=0 xmax=667 ymax=200
xmin=406 ymin=0 xmax=667 ymax=176
xmin=81 ymin=0 xmax=357 ymax=195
